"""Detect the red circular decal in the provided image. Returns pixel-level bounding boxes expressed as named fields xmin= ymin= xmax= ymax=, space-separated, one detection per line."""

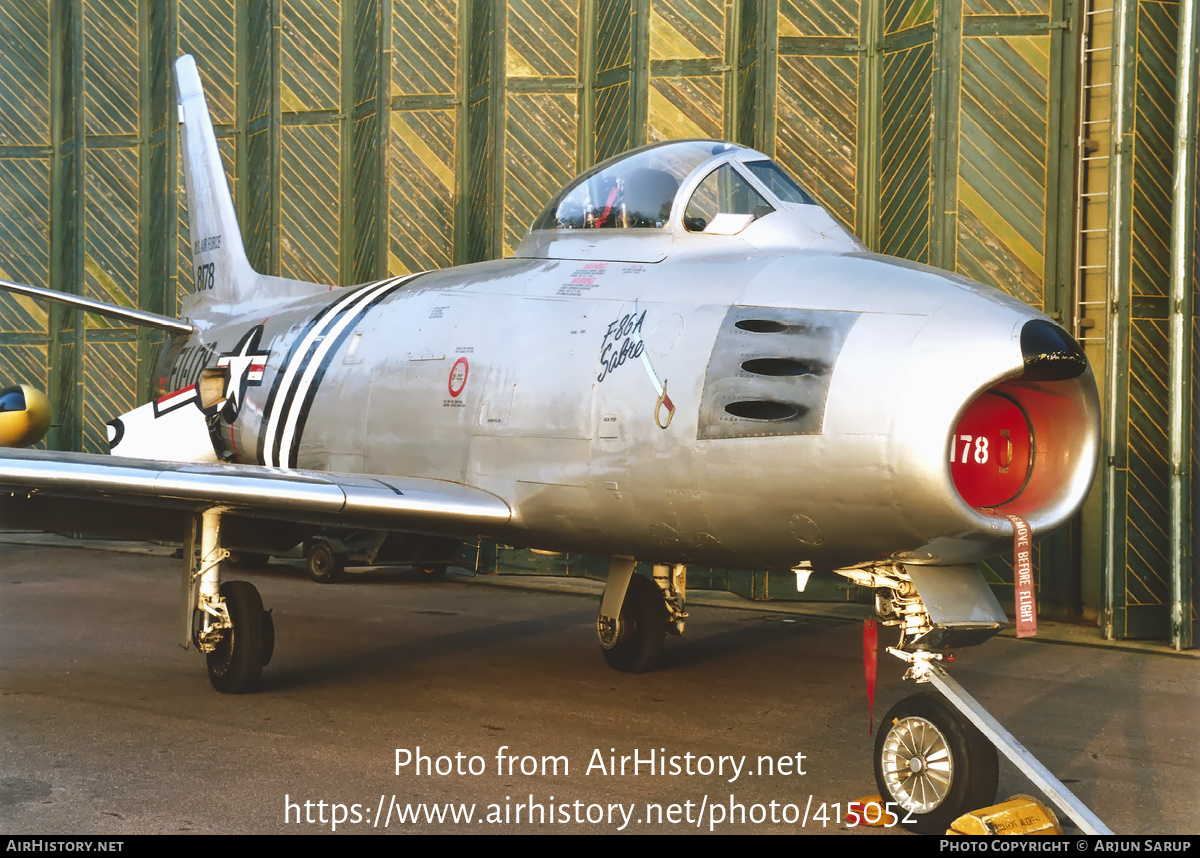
xmin=950 ymin=391 xmax=1032 ymax=509
xmin=448 ymin=357 xmax=469 ymax=398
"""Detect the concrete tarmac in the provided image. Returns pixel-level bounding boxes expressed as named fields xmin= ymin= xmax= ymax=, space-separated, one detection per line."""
xmin=0 ymin=538 xmax=1196 ymax=835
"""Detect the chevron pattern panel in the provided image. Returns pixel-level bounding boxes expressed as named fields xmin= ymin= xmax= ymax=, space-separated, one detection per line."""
xmin=503 ymin=0 xmax=578 ymax=255
xmin=646 ymin=0 xmax=724 ymax=142
xmin=955 ymin=33 xmax=1049 ymax=309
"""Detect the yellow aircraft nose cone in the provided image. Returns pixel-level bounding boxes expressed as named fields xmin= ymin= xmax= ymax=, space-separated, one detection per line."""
xmin=0 ymin=384 xmax=52 ymax=447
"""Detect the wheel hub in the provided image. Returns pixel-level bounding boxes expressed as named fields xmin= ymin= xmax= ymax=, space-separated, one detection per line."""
xmin=879 ymin=715 xmax=953 ymax=813
xmin=596 ymin=615 xmax=620 ymax=649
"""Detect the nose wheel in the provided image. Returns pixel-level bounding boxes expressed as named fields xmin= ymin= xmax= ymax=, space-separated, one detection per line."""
xmin=874 ymin=692 xmax=998 ymax=833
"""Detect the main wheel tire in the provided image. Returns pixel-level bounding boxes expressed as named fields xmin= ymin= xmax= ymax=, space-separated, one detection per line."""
xmin=874 ymin=693 xmax=999 ymax=833
xmin=597 ymin=573 xmax=667 ymax=673
xmin=307 ymin=540 xmax=344 ymax=584
xmin=206 ymin=580 xmax=267 ymax=694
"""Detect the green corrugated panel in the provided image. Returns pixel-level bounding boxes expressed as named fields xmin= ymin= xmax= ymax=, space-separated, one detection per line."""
xmin=509 ymin=0 xmax=578 ymax=76
xmin=646 ymin=1 xmax=723 ymax=143
xmin=83 ymin=0 xmax=137 ymax=135
xmin=651 ymin=0 xmax=723 ymax=56
xmin=955 ymin=34 xmax=1048 ymax=308
xmin=775 ymin=54 xmax=858 ymax=231
xmin=884 ymin=0 xmax=933 ymax=34
xmin=351 ymin=0 xmax=381 ymax=284
xmin=648 ymin=75 xmax=722 ymax=140
xmin=880 ymin=41 xmax=932 ymax=263
xmin=595 ymin=0 xmax=634 ymax=161
xmin=1124 ymin=316 xmax=1171 ymax=612
xmin=354 ymin=0 xmax=379 ymax=107
xmin=245 ymin=126 xmax=273 ymax=269
xmin=1107 ymin=0 xmax=1181 ymax=637
xmin=964 ymin=0 xmax=1046 ymax=16
xmin=1130 ymin=2 xmax=1177 ymax=300
xmin=281 ymin=125 xmax=340 ymax=284
xmin=504 ymin=93 xmax=575 ymax=254
xmin=180 ymin=0 xmax=236 ymax=124
xmin=735 ymin=0 xmax=761 ymax=146
xmin=282 ymin=0 xmax=340 ymax=111
xmin=352 ymin=112 xmax=379 ymax=282
xmin=243 ymin=1 xmax=277 ymax=274
xmin=83 ymin=149 xmax=138 ymax=322
xmin=389 ymin=110 xmax=455 ymax=273
xmin=0 ymin=159 xmax=51 ymax=327
xmin=1120 ymin=0 xmax=1179 ymax=629
xmin=82 ymin=341 xmax=134 ymax=453
xmin=145 ymin=0 xmax=175 ymax=331
xmin=502 ymin=0 xmax=578 ymax=253
xmin=464 ymin=0 xmax=495 ymax=264
xmin=247 ymin=2 xmax=272 ymax=120
xmin=781 ymin=0 xmax=859 ymax=37
xmin=392 ymin=0 xmax=457 ymax=95
xmin=0 ymin=1 xmax=50 ymax=146
xmin=0 ymin=344 xmax=47 ymax=390
xmin=465 ymin=101 xmax=494 ymax=263
xmin=389 ymin=1 xmax=457 ymax=271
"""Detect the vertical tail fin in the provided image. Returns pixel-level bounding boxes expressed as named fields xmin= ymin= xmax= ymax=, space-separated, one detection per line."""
xmin=175 ymin=55 xmax=256 ymax=310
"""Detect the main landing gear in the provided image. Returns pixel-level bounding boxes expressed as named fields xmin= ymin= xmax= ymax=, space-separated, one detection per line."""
xmin=596 ymin=559 xmax=687 ymax=672
xmin=185 ymin=508 xmax=274 ymax=694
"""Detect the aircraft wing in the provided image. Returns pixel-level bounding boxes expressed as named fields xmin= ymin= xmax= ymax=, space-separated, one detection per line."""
xmin=0 ymin=448 xmax=511 ymax=536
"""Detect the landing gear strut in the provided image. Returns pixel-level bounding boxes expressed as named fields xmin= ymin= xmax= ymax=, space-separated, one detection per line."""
xmin=185 ymin=508 xmax=273 ymax=694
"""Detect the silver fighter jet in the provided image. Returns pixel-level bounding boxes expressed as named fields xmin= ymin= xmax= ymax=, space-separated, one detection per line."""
xmin=0 ymin=55 xmax=1102 ymax=832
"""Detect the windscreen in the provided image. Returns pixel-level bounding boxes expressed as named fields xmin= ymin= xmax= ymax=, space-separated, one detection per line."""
xmin=531 ymin=141 xmax=737 ymax=231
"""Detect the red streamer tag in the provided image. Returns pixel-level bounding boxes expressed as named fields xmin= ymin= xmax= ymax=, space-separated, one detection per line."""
xmin=863 ymin=618 xmax=877 ymax=735
xmin=1006 ymin=514 xmax=1037 ymax=638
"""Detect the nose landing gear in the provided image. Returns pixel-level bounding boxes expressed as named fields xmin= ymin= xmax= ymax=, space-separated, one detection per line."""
xmin=837 ymin=561 xmax=1112 ymax=834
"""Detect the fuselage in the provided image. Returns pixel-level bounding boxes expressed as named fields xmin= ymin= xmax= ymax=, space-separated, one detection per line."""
xmin=157 ymin=236 xmax=1099 ymax=573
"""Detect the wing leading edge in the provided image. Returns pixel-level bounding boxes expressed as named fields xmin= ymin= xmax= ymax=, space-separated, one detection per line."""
xmin=0 ymin=448 xmax=511 ymax=536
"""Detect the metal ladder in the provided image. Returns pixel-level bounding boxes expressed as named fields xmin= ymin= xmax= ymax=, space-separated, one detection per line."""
xmin=1071 ymin=0 xmax=1114 ymax=345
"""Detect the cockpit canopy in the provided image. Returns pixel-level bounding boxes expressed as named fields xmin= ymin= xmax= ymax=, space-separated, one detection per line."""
xmin=519 ymin=139 xmax=856 ymax=260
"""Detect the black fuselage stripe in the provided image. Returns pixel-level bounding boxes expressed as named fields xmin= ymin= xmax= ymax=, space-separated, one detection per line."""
xmin=259 ymin=275 xmax=415 ymax=467
xmin=257 ymin=295 xmax=348 ymax=465
xmin=257 ymin=278 xmax=402 ymax=466
xmin=282 ymin=280 xmax=414 ymax=467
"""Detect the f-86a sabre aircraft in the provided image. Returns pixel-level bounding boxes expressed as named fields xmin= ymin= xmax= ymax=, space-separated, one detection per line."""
xmin=0 ymin=55 xmax=1102 ymax=832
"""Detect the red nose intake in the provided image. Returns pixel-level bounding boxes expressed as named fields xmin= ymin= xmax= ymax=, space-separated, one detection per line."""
xmin=950 ymin=320 xmax=1093 ymax=517
xmin=950 ymin=392 xmax=1032 ymax=508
